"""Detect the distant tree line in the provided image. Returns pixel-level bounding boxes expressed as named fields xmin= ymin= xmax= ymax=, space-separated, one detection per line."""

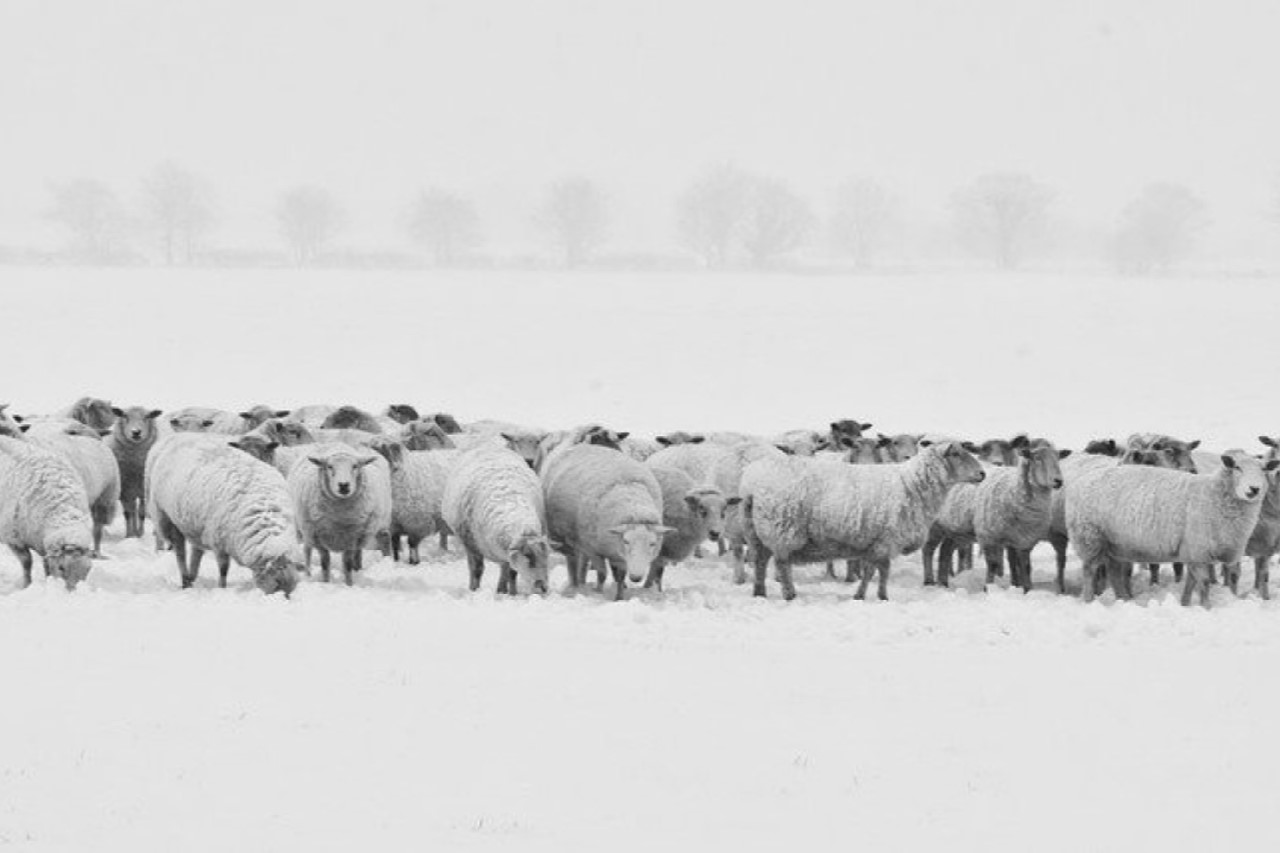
xmin=24 ymin=161 xmax=1229 ymax=274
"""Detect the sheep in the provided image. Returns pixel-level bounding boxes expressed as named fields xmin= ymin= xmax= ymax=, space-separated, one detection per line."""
xmin=534 ymin=424 xmax=629 ymax=473
xmin=643 ymin=463 xmax=738 ymax=591
xmin=0 ymin=436 xmax=95 ymax=589
xmin=823 ymin=434 xmax=898 ymax=582
xmin=321 ymin=405 xmax=384 ymax=434
xmin=384 ymin=404 xmax=420 ymax=425
xmin=1221 ymin=436 xmax=1280 ymax=598
xmin=1066 ymin=450 xmax=1276 ymax=606
xmin=399 ymin=419 xmax=457 ymax=451
xmin=1083 ymin=438 xmax=1122 ymax=457
xmin=542 ymin=444 xmax=670 ymax=600
xmin=0 ymin=404 xmax=22 ymax=438
xmin=366 ymin=437 xmax=461 ymax=564
xmin=1126 ymin=433 xmax=1200 ymax=472
xmin=145 ymin=433 xmax=301 ymax=594
xmin=620 ymin=436 xmax=663 ymax=463
xmin=22 ymin=422 xmax=121 ymax=558
xmin=442 ymin=446 xmax=551 ymax=594
xmin=226 ymin=434 xmax=280 ymax=467
xmin=771 ymin=429 xmax=824 ymax=457
xmin=165 ymin=407 xmax=244 ymax=435
xmin=422 ymin=412 xmax=464 ymax=434
xmin=825 ymin=419 xmax=874 ymax=449
xmin=57 ymin=397 xmax=117 ymax=433
xmin=655 ymin=431 xmax=706 ymax=447
xmin=288 ymin=443 xmax=393 ymax=585
xmin=246 ymin=417 xmax=314 ymax=447
xmin=740 ymin=441 xmax=985 ymax=601
xmin=103 ymin=405 xmax=163 ymax=537
xmin=238 ymin=406 xmax=291 ymax=430
xmin=877 ymin=433 xmax=922 ymax=463
xmin=290 ymin=404 xmax=338 ymax=428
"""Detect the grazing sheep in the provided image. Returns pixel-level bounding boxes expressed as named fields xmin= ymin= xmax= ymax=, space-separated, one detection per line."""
xmin=399 ymin=420 xmax=457 ymax=451
xmin=366 ymin=437 xmax=461 ymax=564
xmin=442 ymin=446 xmax=551 ymax=594
xmin=643 ymin=464 xmax=738 ymax=591
xmin=23 ymin=423 xmax=121 ymax=558
xmin=384 ymin=404 xmax=420 ymax=425
xmin=104 ymin=405 xmax=163 ymax=537
xmin=145 ymin=433 xmax=301 ymax=594
xmin=0 ymin=436 xmax=95 ymax=589
xmin=288 ymin=444 xmax=393 ymax=584
xmin=57 ymin=397 xmax=117 ymax=433
xmin=1222 ymin=436 xmax=1280 ymax=598
xmin=740 ymin=441 xmax=985 ymax=601
xmin=543 ymin=444 xmax=670 ymax=600
xmin=321 ymin=405 xmax=384 ymax=434
xmin=1066 ymin=450 xmax=1276 ymax=606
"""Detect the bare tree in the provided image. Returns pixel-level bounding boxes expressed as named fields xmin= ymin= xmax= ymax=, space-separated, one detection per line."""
xmin=535 ymin=177 xmax=607 ymax=268
xmin=830 ymin=178 xmax=896 ymax=269
xmin=47 ymin=179 xmax=130 ymax=260
xmin=407 ymin=188 xmax=481 ymax=266
xmin=141 ymin=162 xmax=215 ymax=265
xmin=740 ymin=176 xmax=814 ymax=268
xmin=950 ymin=172 xmax=1053 ymax=270
xmin=1112 ymin=182 xmax=1209 ymax=274
xmin=276 ymin=186 xmax=342 ymax=267
xmin=675 ymin=165 xmax=752 ymax=268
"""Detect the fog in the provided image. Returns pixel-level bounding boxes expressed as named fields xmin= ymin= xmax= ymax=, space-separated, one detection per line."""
xmin=2 ymin=0 xmax=1278 ymax=265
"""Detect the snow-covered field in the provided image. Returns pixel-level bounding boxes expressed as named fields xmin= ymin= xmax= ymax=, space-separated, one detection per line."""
xmin=2 ymin=268 xmax=1280 ymax=851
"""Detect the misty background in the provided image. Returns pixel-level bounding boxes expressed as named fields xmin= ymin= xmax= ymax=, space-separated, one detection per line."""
xmin=1 ymin=0 xmax=1278 ymax=273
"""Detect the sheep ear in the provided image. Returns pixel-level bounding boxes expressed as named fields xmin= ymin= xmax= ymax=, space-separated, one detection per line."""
xmin=202 ymin=419 xmax=215 ymax=427
xmin=19 ymin=424 xmax=30 ymax=433
xmin=97 ymin=428 xmax=112 ymax=437
xmin=307 ymin=456 xmax=326 ymax=468
xmin=838 ymin=435 xmax=855 ymax=449
xmin=1058 ymin=449 xmax=1072 ymax=459
xmin=356 ymin=455 xmax=380 ymax=468
xmin=170 ymin=418 xmax=181 ymax=429
xmin=683 ymin=494 xmax=701 ymax=510
xmin=228 ymin=441 xmax=244 ymax=451
xmin=1260 ymin=436 xmax=1278 ymax=448
xmin=918 ymin=439 xmax=933 ymax=448
xmin=147 ymin=409 xmax=162 ymax=419
xmin=500 ymin=432 xmax=517 ymax=444
xmin=656 ymin=436 xmax=671 ymax=446
xmin=829 ymin=422 xmax=841 ymax=433
xmin=775 ymin=444 xmax=795 ymax=455
xmin=1267 ymin=460 xmax=1280 ymax=472
xmin=960 ymin=441 xmax=979 ymax=453
xmin=237 ymin=411 xmax=254 ymax=420
xmin=615 ymin=432 xmax=630 ymax=441
xmin=266 ymin=441 xmax=279 ymax=452
xmin=690 ymin=435 xmax=705 ymax=444
xmin=654 ymin=525 xmax=676 ymax=534
xmin=10 ymin=414 xmax=22 ymax=423
xmin=726 ymin=496 xmax=743 ymax=506
xmin=110 ymin=407 xmax=125 ymax=417
xmin=274 ymin=410 xmax=290 ymax=418
xmin=1188 ymin=440 xmax=1201 ymax=450
xmin=859 ymin=422 xmax=873 ymax=431
xmin=1221 ymin=454 xmax=1237 ymax=469
xmin=1010 ymin=434 xmax=1029 ymax=449
xmin=608 ymin=526 xmax=627 ymax=536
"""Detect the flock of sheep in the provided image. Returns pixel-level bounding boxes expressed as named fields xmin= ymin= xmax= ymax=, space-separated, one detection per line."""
xmin=0 ymin=397 xmax=1275 ymax=609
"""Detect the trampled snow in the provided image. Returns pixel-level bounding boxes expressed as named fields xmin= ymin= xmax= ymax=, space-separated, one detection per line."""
xmin=2 ymin=268 xmax=1280 ymax=851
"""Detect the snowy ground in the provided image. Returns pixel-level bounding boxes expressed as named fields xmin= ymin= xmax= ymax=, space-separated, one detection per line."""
xmin=3 ymin=268 xmax=1280 ymax=851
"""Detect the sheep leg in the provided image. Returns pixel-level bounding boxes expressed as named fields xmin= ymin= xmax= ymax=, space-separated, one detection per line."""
xmin=716 ymin=538 xmax=727 ymax=557
xmin=1148 ymin=564 xmax=1160 ymax=586
xmin=644 ymin=561 xmax=665 ymax=591
xmin=319 ymin=549 xmax=331 ymax=583
xmin=171 ymin=534 xmax=191 ymax=588
xmin=11 ymin=546 xmax=32 ymax=587
xmin=497 ymin=562 xmax=514 ymax=595
xmin=983 ymin=545 xmax=1003 ymax=586
xmin=874 ymin=558 xmax=890 ymax=601
xmin=217 ymin=552 xmax=231 ymax=588
xmin=610 ymin=560 xmax=627 ymax=601
xmin=776 ymin=557 xmax=796 ymax=601
xmin=407 ymin=536 xmax=422 ymax=566
xmin=1049 ymin=532 xmax=1068 ymax=593
xmin=731 ymin=542 xmax=747 ymax=585
xmin=959 ymin=544 xmax=974 ymax=576
xmin=438 ymin=531 xmax=449 ymax=552
xmin=1256 ymin=556 xmax=1271 ymax=600
xmin=467 ymin=550 xmax=485 ymax=592
xmin=595 ymin=558 xmax=609 ymax=590
xmin=342 ymin=550 xmax=357 ymax=586
xmin=922 ymin=530 xmax=940 ymax=585
xmin=1173 ymin=563 xmax=1184 ymax=583
xmin=1079 ymin=556 xmax=1100 ymax=603
xmin=188 ymin=547 xmax=205 ymax=588
xmin=845 ymin=560 xmax=860 ymax=583
xmin=91 ymin=519 xmax=105 ymax=560
xmin=1223 ymin=562 xmax=1240 ymax=595
xmin=825 ymin=561 xmax=837 ymax=580
xmin=938 ymin=539 xmax=955 ymax=587
xmin=1181 ymin=562 xmax=1207 ymax=607
xmin=390 ymin=532 xmax=402 ymax=562
xmin=752 ymin=545 xmax=772 ymax=598
xmin=853 ymin=557 xmax=873 ymax=601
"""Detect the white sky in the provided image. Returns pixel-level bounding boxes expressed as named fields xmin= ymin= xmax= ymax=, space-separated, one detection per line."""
xmin=1 ymin=0 xmax=1277 ymax=254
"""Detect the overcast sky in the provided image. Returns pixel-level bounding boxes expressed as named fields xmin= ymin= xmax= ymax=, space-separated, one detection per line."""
xmin=2 ymin=0 xmax=1277 ymax=254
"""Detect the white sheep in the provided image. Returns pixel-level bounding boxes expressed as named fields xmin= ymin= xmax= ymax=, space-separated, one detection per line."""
xmin=367 ymin=437 xmax=461 ymax=564
xmin=542 ymin=444 xmax=670 ymax=600
xmin=288 ymin=443 xmax=393 ymax=585
xmin=443 ymin=446 xmax=551 ymax=594
xmin=399 ymin=420 xmax=458 ymax=451
xmin=1066 ymin=450 xmax=1277 ymax=606
xmin=145 ymin=433 xmax=301 ymax=594
xmin=22 ymin=421 xmax=122 ymax=558
xmin=740 ymin=441 xmax=985 ymax=601
xmin=56 ymin=397 xmax=117 ymax=433
xmin=104 ymin=405 xmax=163 ymax=537
xmin=0 ymin=436 xmax=95 ymax=589
xmin=643 ymin=463 xmax=738 ymax=591
xmin=1222 ymin=437 xmax=1280 ymax=598
xmin=163 ymin=407 xmax=247 ymax=435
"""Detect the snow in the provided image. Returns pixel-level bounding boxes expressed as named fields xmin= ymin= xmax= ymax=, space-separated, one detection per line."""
xmin=3 ymin=268 xmax=1280 ymax=851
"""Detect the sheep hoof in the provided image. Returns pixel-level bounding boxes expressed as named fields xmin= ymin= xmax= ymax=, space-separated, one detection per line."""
xmin=752 ymin=584 xmax=767 ymax=598
xmin=782 ymin=588 xmax=796 ymax=602
xmin=923 ymin=577 xmax=936 ymax=587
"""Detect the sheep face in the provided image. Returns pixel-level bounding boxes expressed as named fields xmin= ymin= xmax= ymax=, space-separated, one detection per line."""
xmin=111 ymin=406 xmax=162 ymax=445
xmin=368 ymin=437 xmax=405 ymax=472
xmin=171 ymin=414 xmax=216 ymax=432
xmin=1152 ymin=439 xmax=1200 ymax=473
xmin=685 ymin=491 xmax=739 ymax=541
xmin=46 ymin=545 xmax=92 ymax=590
xmin=611 ymin=524 xmax=668 ymax=583
xmin=829 ymin=419 xmax=872 ymax=443
xmin=941 ymin=443 xmax=986 ymax=484
xmin=255 ymin=554 xmax=300 ymax=597
xmin=309 ymin=453 xmax=378 ymax=500
xmin=508 ymin=535 xmax=551 ymax=594
xmin=879 ymin=433 xmax=920 ymax=463
xmin=239 ymin=406 xmax=290 ymax=429
xmin=385 ymin=404 xmax=420 ymax=425
xmin=1021 ymin=443 xmax=1066 ymax=489
xmin=1221 ymin=452 xmax=1273 ymax=502
xmin=228 ymin=436 xmax=278 ymax=465
xmin=840 ymin=436 xmax=883 ymax=465
xmin=72 ymin=398 xmax=117 ymax=432
xmin=500 ymin=433 xmax=542 ymax=468
xmin=977 ymin=439 xmax=1019 ymax=466
xmin=402 ymin=421 xmax=453 ymax=451
xmin=580 ymin=425 xmax=628 ymax=450
xmin=258 ymin=418 xmax=312 ymax=446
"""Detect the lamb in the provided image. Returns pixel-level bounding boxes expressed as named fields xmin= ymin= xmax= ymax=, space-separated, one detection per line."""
xmin=643 ymin=464 xmax=738 ymax=591
xmin=321 ymin=405 xmax=384 ymax=434
xmin=104 ymin=405 xmax=163 ymax=537
xmin=442 ymin=446 xmax=551 ymax=594
xmin=542 ymin=444 xmax=670 ymax=600
xmin=145 ymin=433 xmax=301 ymax=594
xmin=0 ymin=436 xmax=95 ymax=589
xmin=288 ymin=443 xmax=393 ymax=585
xmin=1066 ymin=450 xmax=1276 ymax=606
xmin=1221 ymin=436 xmax=1280 ymax=598
xmin=367 ymin=437 xmax=461 ymax=564
xmin=57 ymin=397 xmax=117 ymax=433
xmin=740 ymin=441 xmax=985 ymax=601
xmin=22 ymin=422 xmax=122 ymax=558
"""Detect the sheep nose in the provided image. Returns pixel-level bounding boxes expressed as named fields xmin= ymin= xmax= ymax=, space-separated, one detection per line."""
xmin=1053 ymin=478 xmax=1063 ymax=489
xmin=337 ymin=483 xmax=351 ymax=496
xmin=130 ymin=429 xmax=142 ymax=439
xmin=1248 ymin=486 xmax=1261 ymax=498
